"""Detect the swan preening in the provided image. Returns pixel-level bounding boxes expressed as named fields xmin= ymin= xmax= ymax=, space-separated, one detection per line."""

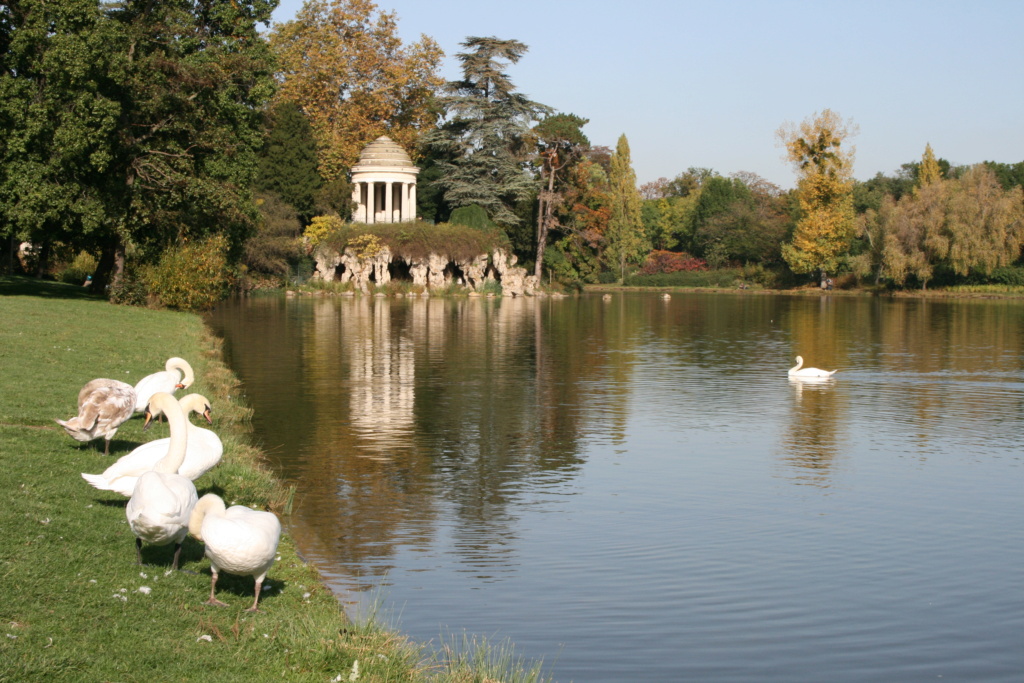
xmin=56 ymin=378 xmax=137 ymax=455
xmin=81 ymin=394 xmax=222 ymax=497
xmin=134 ymin=357 xmax=194 ymax=413
xmin=189 ymin=493 xmax=281 ymax=611
xmin=788 ymin=356 xmax=837 ymax=378
xmin=126 ymin=392 xmax=198 ymax=570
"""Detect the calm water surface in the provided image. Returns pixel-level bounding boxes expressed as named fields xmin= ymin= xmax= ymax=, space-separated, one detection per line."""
xmin=207 ymin=292 xmax=1024 ymax=682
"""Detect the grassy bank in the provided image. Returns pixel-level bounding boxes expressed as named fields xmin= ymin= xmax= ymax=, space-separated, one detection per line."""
xmin=1 ymin=276 xmax=554 ymax=682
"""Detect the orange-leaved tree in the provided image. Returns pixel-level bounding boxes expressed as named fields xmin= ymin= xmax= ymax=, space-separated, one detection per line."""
xmin=269 ymin=0 xmax=444 ymax=182
xmin=777 ymin=109 xmax=857 ymax=284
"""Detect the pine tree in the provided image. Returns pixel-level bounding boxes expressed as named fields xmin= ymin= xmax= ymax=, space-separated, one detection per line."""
xmin=605 ymin=135 xmax=648 ymax=283
xmin=422 ymin=36 xmax=552 ymax=230
xmin=256 ymin=101 xmax=322 ymax=223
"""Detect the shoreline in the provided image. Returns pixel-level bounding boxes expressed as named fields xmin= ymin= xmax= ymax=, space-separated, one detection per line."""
xmin=0 ymin=273 xmax=553 ymax=682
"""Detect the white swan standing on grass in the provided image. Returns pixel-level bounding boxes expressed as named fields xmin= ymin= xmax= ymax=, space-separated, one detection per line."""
xmin=56 ymin=378 xmax=137 ymax=455
xmin=788 ymin=355 xmax=838 ymax=378
xmin=81 ymin=394 xmax=222 ymax=496
xmin=189 ymin=493 xmax=281 ymax=611
xmin=126 ymin=392 xmax=198 ymax=571
xmin=133 ymin=357 xmax=194 ymax=413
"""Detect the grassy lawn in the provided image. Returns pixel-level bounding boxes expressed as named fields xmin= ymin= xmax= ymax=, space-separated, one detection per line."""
xmin=0 ymin=277 xmax=424 ymax=682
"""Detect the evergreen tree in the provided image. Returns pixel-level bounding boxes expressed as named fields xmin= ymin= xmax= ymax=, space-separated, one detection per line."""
xmin=256 ymin=101 xmax=322 ymax=224
xmin=605 ymin=134 xmax=647 ymax=282
xmin=422 ymin=36 xmax=552 ymax=230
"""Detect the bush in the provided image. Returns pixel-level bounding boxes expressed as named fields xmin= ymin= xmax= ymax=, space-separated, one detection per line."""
xmin=147 ymin=235 xmax=234 ymax=311
xmin=57 ymin=251 xmax=98 ymax=285
xmin=449 ymin=204 xmax=499 ymax=232
xmin=244 ymin=193 xmax=304 ymax=277
xmin=985 ymin=266 xmax=1024 ymax=287
xmin=639 ymin=250 xmax=708 ymax=275
xmin=108 ymin=267 xmax=151 ymax=307
xmin=625 ymin=268 xmax=743 ymax=288
xmin=304 ymin=214 xmax=344 ymax=248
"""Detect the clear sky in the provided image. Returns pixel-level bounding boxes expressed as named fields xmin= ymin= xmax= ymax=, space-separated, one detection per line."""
xmin=268 ymin=0 xmax=1024 ymax=190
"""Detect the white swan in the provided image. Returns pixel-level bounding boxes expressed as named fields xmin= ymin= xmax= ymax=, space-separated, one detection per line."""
xmin=133 ymin=357 xmax=195 ymax=413
xmin=189 ymin=493 xmax=281 ymax=611
xmin=56 ymin=378 xmax=137 ymax=455
xmin=126 ymin=392 xmax=198 ymax=570
xmin=788 ymin=355 xmax=837 ymax=378
xmin=81 ymin=394 xmax=222 ymax=496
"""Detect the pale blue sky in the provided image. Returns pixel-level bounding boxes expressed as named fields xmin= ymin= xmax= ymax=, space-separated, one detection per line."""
xmin=268 ymin=0 xmax=1024 ymax=190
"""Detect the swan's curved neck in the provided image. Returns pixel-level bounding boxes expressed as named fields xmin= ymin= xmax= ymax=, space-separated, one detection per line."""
xmin=789 ymin=357 xmax=804 ymax=373
xmin=152 ymin=393 xmax=188 ymax=474
xmin=168 ymin=357 xmax=195 ymax=388
xmin=188 ymin=493 xmax=226 ymax=539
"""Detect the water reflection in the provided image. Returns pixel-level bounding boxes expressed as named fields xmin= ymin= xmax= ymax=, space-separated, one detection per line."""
xmin=208 ymin=293 xmax=1024 ymax=682
xmin=781 ymin=376 xmax=843 ymax=487
xmin=237 ymin=296 xmax=595 ymax=590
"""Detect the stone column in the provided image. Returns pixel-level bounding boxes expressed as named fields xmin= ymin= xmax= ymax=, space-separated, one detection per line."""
xmin=410 ymin=183 xmax=417 ymax=221
xmin=351 ymin=183 xmax=362 ymax=223
xmin=384 ymin=181 xmax=393 ymax=223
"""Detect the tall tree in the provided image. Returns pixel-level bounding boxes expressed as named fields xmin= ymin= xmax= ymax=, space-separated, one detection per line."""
xmin=422 ymin=36 xmax=552 ymax=230
xmin=256 ymin=100 xmax=323 ymax=224
xmin=874 ymin=165 xmax=1024 ymax=288
xmin=777 ymin=109 xmax=857 ymax=284
xmin=104 ymin=0 xmax=277 ymax=283
xmin=0 ymin=0 xmax=123 ymax=276
xmin=917 ymin=143 xmax=942 ymax=188
xmin=269 ymin=0 xmax=444 ymax=181
xmin=532 ymin=113 xmax=589 ymax=279
xmin=0 ymin=0 xmax=278 ymax=289
xmin=605 ymin=134 xmax=647 ymax=282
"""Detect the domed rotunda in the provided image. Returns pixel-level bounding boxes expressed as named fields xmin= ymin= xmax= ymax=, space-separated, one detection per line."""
xmin=350 ymin=136 xmax=419 ymax=224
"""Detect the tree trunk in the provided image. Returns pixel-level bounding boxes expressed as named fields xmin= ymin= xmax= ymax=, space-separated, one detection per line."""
xmin=534 ymin=163 xmax=557 ymax=281
xmin=94 ymin=237 xmax=125 ymax=293
xmin=34 ymin=240 xmax=51 ymax=279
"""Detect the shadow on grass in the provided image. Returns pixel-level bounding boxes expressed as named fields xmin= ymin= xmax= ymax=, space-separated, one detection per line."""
xmin=137 ymin=535 xmax=207 ymax=569
xmin=0 ymin=274 xmax=107 ymax=301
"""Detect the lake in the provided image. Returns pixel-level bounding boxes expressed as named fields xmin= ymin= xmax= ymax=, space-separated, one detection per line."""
xmin=207 ymin=291 xmax=1024 ymax=682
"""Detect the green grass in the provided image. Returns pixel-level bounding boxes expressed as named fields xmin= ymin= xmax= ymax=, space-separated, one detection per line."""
xmin=0 ymin=275 xmax=553 ymax=683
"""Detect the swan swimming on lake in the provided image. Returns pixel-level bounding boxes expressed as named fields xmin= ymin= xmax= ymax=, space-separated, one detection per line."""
xmin=788 ymin=356 xmax=837 ymax=378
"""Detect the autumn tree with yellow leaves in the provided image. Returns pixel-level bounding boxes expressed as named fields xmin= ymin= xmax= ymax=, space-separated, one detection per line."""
xmin=269 ymin=0 xmax=444 ymax=182
xmin=777 ymin=109 xmax=858 ymax=284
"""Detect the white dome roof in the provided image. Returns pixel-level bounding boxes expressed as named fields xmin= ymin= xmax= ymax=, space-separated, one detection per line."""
xmin=352 ymin=136 xmax=416 ymax=172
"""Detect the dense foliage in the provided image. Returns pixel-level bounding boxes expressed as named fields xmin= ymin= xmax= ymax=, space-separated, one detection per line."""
xmin=318 ymin=220 xmax=509 ymax=264
xmin=421 ymin=36 xmax=551 ymax=230
xmin=0 ymin=0 xmax=276 ymax=291
xmin=2 ymin=3 xmax=1022 ymax=298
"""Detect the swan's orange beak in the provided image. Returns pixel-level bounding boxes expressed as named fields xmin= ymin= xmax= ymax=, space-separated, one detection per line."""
xmin=175 ymin=382 xmax=185 ymax=390
xmin=202 ymin=406 xmax=213 ymax=425
xmin=143 ymin=408 xmax=155 ymax=431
